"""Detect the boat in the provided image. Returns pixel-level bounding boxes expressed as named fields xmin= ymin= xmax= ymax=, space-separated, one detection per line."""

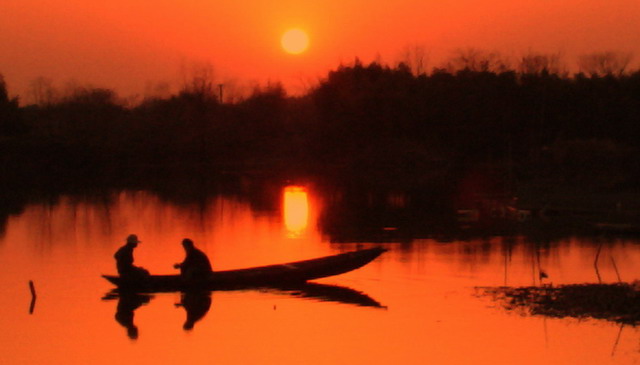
xmin=102 ymin=247 xmax=387 ymax=292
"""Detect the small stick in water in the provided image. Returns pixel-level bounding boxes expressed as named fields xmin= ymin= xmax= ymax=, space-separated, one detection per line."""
xmin=29 ymin=280 xmax=36 ymax=299
xmin=29 ymin=280 xmax=36 ymax=314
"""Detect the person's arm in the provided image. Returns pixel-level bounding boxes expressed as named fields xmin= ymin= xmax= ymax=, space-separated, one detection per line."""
xmin=174 ymin=254 xmax=189 ymax=269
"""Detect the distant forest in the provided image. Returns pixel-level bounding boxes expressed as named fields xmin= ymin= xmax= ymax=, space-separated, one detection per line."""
xmin=1 ymin=51 xmax=640 ymax=199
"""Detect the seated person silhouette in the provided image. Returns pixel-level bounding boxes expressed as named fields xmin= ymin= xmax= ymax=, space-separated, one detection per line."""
xmin=174 ymin=238 xmax=213 ymax=284
xmin=114 ymin=234 xmax=150 ymax=280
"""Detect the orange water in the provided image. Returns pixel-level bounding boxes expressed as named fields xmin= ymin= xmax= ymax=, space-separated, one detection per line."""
xmin=1 ymin=187 xmax=639 ymax=364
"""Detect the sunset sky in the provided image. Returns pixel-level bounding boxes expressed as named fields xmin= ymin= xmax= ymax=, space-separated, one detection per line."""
xmin=1 ymin=0 xmax=639 ymax=101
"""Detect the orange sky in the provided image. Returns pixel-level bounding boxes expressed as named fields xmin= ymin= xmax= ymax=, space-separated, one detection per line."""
xmin=1 ymin=0 xmax=639 ymax=101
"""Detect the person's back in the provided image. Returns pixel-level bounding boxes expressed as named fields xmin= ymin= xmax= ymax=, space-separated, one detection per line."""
xmin=184 ymin=247 xmax=213 ymax=274
xmin=114 ymin=244 xmax=135 ymax=275
xmin=174 ymin=239 xmax=212 ymax=281
xmin=114 ymin=234 xmax=149 ymax=279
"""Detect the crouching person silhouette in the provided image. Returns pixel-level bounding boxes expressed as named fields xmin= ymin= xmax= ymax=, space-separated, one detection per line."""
xmin=114 ymin=234 xmax=150 ymax=280
xmin=174 ymin=238 xmax=213 ymax=285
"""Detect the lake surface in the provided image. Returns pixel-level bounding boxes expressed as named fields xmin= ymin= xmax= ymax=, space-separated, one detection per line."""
xmin=1 ymin=185 xmax=639 ymax=364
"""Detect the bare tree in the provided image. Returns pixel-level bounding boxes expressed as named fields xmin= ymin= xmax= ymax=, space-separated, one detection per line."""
xmin=28 ymin=76 xmax=58 ymax=106
xmin=578 ymin=51 xmax=633 ymax=76
xmin=180 ymin=59 xmax=216 ymax=99
xmin=518 ymin=52 xmax=566 ymax=76
xmin=445 ymin=48 xmax=510 ymax=73
xmin=397 ymin=44 xmax=430 ymax=75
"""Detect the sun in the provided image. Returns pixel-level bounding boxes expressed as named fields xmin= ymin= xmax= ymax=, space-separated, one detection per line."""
xmin=281 ymin=28 xmax=309 ymax=55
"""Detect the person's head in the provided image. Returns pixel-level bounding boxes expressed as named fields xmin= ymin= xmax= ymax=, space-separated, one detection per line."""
xmin=182 ymin=238 xmax=194 ymax=251
xmin=126 ymin=234 xmax=141 ymax=247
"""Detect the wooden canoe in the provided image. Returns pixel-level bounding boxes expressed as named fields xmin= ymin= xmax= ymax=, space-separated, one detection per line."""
xmin=102 ymin=247 xmax=387 ymax=292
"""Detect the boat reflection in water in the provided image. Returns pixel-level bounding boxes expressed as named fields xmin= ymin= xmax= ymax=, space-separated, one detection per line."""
xmin=103 ymin=283 xmax=383 ymax=339
xmin=271 ymin=282 xmax=385 ymax=308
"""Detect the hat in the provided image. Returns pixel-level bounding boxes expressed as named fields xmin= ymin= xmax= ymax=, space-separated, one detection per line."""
xmin=126 ymin=234 xmax=141 ymax=244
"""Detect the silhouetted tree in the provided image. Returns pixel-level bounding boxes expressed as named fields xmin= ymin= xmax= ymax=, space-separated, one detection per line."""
xmin=397 ymin=44 xmax=429 ymax=76
xmin=1 ymin=53 xmax=640 ymax=195
xmin=518 ymin=52 xmax=566 ymax=76
xmin=179 ymin=61 xmax=218 ymax=102
xmin=446 ymin=48 xmax=510 ymax=73
xmin=27 ymin=76 xmax=58 ymax=106
xmin=0 ymin=74 xmax=24 ymax=136
xmin=578 ymin=51 xmax=634 ymax=77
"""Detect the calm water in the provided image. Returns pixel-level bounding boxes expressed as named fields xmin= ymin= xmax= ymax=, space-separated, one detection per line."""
xmin=1 ymin=185 xmax=639 ymax=364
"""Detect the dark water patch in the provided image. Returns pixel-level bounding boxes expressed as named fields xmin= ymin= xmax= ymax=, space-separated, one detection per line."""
xmin=480 ymin=283 xmax=640 ymax=325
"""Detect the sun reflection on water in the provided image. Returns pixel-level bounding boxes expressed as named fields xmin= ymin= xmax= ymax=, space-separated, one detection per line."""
xmin=283 ymin=186 xmax=309 ymax=238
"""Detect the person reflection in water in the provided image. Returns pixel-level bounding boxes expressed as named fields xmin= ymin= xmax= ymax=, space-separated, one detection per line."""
xmin=114 ymin=234 xmax=150 ymax=279
xmin=176 ymin=291 xmax=212 ymax=331
xmin=174 ymin=238 xmax=213 ymax=282
xmin=115 ymin=293 xmax=151 ymax=340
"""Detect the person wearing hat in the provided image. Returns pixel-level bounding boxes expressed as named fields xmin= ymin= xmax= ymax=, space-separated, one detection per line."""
xmin=114 ymin=234 xmax=150 ymax=279
xmin=174 ymin=238 xmax=212 ymax=282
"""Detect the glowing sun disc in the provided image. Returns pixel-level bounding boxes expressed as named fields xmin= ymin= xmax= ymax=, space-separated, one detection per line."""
xmin=281 ymin=29 xmax=309 ymax=54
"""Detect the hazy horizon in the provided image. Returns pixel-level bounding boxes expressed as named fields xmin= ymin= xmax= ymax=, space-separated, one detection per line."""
xmin=2 ymin=0 xmax=639 ymax=101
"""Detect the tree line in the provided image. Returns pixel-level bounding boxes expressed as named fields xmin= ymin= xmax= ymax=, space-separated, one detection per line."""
xmin=1 ymin=54 xmax=639 ymax=196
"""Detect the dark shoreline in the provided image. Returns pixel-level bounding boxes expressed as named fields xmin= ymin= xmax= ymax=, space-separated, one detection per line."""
xmin=2 ymin=61 xmax=639 ymax=241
